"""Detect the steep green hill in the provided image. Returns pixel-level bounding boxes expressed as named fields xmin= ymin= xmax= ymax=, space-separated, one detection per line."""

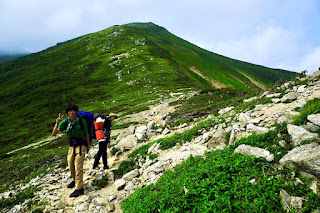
xmin=0 ymin=22 xmax=296 ymax=154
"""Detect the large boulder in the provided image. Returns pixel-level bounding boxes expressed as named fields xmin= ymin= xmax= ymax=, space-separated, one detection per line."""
xmin=114 ymin=179 xmax=126 ymax=191
xmin=115 ymin=135 xmax=138 ymax=151
xmin=287 ymin=124 xmax=318 ymax=146
xmin=116 ymin=125 xmax=135 ymax=142
xmin=279 ymin=143 xmax=320 ymax=177
xmin=123 ymin=169 xmax=140 ymax=181
xmin=281 ymin=92 xmax=299 ymax=103
xmin=238 ymin=112 xmax=252 ymax=127
xmin=135 ymin=125 xmax=148 ymax=140
xmin=207 ymin=127 xmax=226 ymax=149
xmin=246 ymin=124 xmax=269 ymax=134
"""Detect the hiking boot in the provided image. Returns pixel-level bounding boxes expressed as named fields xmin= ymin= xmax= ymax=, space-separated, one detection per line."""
xmin=93 ymin=164 xmax=98 ymax=169
xmin=69 ymin=188 xmax=84 ymax=197
xmin=103 ymin=165 xmax=109 ymax=170
xmin=67 ymin=181 xmax=75 ymax=188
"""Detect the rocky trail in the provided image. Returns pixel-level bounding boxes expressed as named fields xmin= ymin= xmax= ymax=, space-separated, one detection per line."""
xmin=2 ymin=75 xmax=320 ymax=212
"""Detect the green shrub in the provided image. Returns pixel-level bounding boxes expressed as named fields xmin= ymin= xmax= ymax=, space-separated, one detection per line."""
xmin=0 ymin=185 xmax=40 ymax=211
xmin=113 ymin=122 xmax=139 ymax=130
xmin=113 ymin=159 xmax=137 ymax=179
xmin=293 ymin=98 xmax=320 ymax=125
xmin=173 ymin=117 xmax=188 ymax=126
xmin=121 ymin=122 xmax=320 ymax=212
xmin=92 ymin=175 xmax=109 ymax=189
xmin=111 ymin=148 xmax=121 ymax=156
xmin=121 ymin=150 xmax=285 ymax=213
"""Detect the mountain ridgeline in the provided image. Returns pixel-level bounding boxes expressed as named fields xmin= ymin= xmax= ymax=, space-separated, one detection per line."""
xmin=0 ymin=22 xmax=297 ymax=154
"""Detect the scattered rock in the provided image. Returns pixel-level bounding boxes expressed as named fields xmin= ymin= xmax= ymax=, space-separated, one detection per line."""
xmin=279 ymin=143 xmax=320 ymax=177
xmin=114 ymin=179 xmax=126 ymax=191
xmin=234 ymin=144 xmax=273 ymax=160
xmin=281 ymin=92 xmax=299 ymax=103
xmin=115 ymin=135 xmax=138 ymax=151
xmin=307 ymin=113 xmax=320 ymax=126
xmin=287 ymin=124 xmax=318 ymax=146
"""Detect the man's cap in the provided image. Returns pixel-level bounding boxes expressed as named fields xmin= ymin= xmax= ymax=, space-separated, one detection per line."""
xmin=108 ymin=112 xmax=118 ymax=118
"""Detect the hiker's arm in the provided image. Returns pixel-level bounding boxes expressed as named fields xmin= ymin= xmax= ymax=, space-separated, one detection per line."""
xmin=52 ymin=113 xmax=64 ymax=136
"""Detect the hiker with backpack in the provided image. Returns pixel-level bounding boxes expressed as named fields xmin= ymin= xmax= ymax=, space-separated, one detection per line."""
xmin=92 ymin=112 xmax=117 ymax=170
xmin=52 ymin=104 xmax=91 ymax=197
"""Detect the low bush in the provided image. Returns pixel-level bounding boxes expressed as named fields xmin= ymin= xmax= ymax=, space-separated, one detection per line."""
xmin=113 ymin=159 xmax=137 ymax=179
xmin=0 ymin=185 xmax=40 ymax=212
xmin=293 ymin=98 xmax=320 ymax=125
xmin=92 ymin=175 xmax=109 ymax=189
xmin=121 ymin=123 xmax=320 ymax=212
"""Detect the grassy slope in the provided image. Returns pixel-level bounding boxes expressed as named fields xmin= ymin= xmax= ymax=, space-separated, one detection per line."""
xmin=0 ymin=54 xmax=29 ymax=65
xmin=0 ymin=22 xmax=296 ymax=155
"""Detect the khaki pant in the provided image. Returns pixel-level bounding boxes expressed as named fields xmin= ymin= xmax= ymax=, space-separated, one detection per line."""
xmin=67 ymin=145 xmax=86 ymax=189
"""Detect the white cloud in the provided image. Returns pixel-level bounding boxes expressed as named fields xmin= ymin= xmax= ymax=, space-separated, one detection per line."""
xmin=196 ymin=23 xmax=301 ymax=70
xmin=280 ymin=46 xmax=320 ymax=74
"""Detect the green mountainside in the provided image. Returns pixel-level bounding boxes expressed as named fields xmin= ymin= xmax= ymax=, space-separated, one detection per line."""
xmin=0 ymin=22 xmax=297 ymax=154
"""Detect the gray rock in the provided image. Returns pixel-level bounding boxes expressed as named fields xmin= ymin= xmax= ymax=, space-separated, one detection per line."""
xmin=162 ymin=128 xmax=171 ymax=135
xmin=266 ymin=154 xmax=275 ymax=162
xmin=115 ymin=135 xmax=138 ymax=151
xmin=307 ymin=113 xmax=320 ymax=126
xmin=302 ymin=122 xmax=320 ymax=132
xmin=238 ymin=113 xmax=251 ymax=127
xmin=246 ymin=123 xmax=269 ymax=134
xmin=243 ymin=97 xmax=258 ymax=103
xmin=107 ymin=172 xmax=115 ymax=183
xmin=125 ymin=182 xmax=136 ymax=192
xmin=156 ymin=128 xmax=163 ymax=134
xmin=266 ymin=93 xmax=281 ymax=98
xmin=108 ymin=202 xmax=115 ymax=212
xmin=287 ymin=124 xmax=318 ymax=146
xmin=207 ymin=127 xmax=226 ymax=149
xmin=234 ymin=144 xmax=272 ymax=159
xmin=279 ymin=143 xmax=320 ymax=177
xmin=78 ymin=203 xmax=90 ymax=212
xmin=249 ymin=118 xmax=261 ymax=124
xmin=280 ymin=190 xmax=303 ymax=212
xmin=123 ymin=169 xmax=140 ymax=181
xmin=135 ymin=125 xmax=148 ymax=140
xmin=281 ymin=92 xmax=299 ymax=103
xmin=9 ymin=204 xmax=22 ymax=213
xmin=148 ymin=143 xmax=160 ymax=154
xmin=218 ymin=106 xmax=234 ymax=115
xmin=279 ymin=140 xmax=287 ymax=148
xmin=297 ymin=85 xmax=306 ymax=93
xmin=309 ymin=181 xmax=318 ymax=194
xmin=272 ymin=98 xmax=281 ymax=104
xmin=147 ymin=121 xmax=156 ymax=130
xmin=93 ymin=197 xmax=108 ymax=206
xmin=114 ymin=179 xmax=126 ymax=191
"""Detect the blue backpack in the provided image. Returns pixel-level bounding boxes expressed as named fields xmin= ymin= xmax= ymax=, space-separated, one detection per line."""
xmin=77 ymin=111 xmax=95 ymax=143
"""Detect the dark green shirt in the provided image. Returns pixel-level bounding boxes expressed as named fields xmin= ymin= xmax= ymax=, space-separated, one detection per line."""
xmin=58 ymin=117 xmax=88 ymax=141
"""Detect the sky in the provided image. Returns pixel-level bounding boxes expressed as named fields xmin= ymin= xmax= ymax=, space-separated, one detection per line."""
xmin=1 ymin=0 xmax=320 ymax=74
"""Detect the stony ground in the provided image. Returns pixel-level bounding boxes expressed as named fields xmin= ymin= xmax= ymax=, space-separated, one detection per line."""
xmin=3 ymin=76 xmax=320 ymax=213
xmin=24 ymin=96 xmax=193 ymax=213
